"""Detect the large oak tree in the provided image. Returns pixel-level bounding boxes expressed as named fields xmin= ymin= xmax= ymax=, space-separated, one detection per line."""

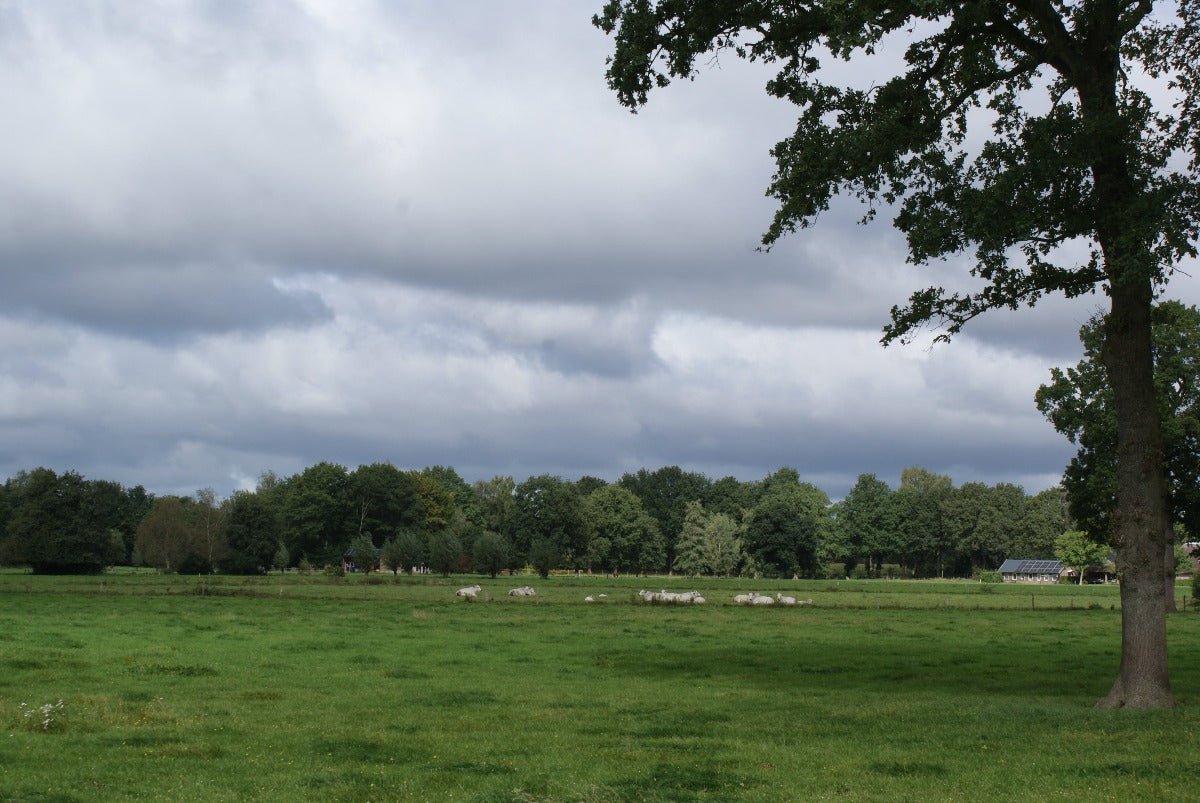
xmin=596 ymin=0 xmax=1200 ymax=707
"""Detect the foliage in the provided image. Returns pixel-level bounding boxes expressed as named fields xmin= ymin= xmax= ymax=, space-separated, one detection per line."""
xmin=472 ymin=475 xmax=516 ymax=537
xmin=511 ymin=475 xmax=591 ymax=567
xmin=280 ymin=462 xmax=354 ymax=567
xmin=618 ymin=466 xmax=711 ymax=571
xmin=220 ymin=491 xmax=281 ymax=575
xmin=135 ymin=496 xmax=211 ymax=573
xmin=1037 ymin=301 xmax=1200 ymax=539
xmin=594 ymin=0 xmax=1200 ymax=708
xmin=473 ymin=531 xmax=511 ymax=578
xmin=974 ymin=570 xmax=1004 ymax=584
xmin=426 ymin=530 xmax=463 ymax=577
xmin=1054 ymin=531 xmax=1111 ymax=585
xmin=671 ymin=500 xmax=709 ymax=577
xmin=527 ymin=538 xmax=559 ymax=579
xmin=702 ymin=512 xmax=746 ymax=578
xmin=346 ymin=535 xmax=378 ymax=574
xmin=272 ymin=543 xmax=290 ymax=573
xmin=585 ymin=485 xmax=662 ymax=575
xmin=0 ymin=468 xmax=131 ymax=573
xmin=743 ymin=478 xmax=826 ymax=577
xmin=381 ymin=531 xmax=421 ymax=575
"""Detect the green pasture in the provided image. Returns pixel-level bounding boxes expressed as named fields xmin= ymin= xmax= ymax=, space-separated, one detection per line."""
xmin=1 ymin=572 xmax=1198 ymax=801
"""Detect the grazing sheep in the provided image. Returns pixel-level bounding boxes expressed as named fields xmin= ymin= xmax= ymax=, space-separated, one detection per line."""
xmin=692 ymin=595 xmax=706 ymax=604
xmin=455 ymin=584 xmax=482 ymax=599
xmin=750 ymin=594 xmax=775 ymax=606
xmin=598 ymin=593 xmax=608 ymax=598
xmin=584 ymin=595 xmax=595 ymax=603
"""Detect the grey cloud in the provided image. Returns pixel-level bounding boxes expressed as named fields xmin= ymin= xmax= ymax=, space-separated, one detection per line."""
xmin=0 ymin=260 xmax=330 ymax=339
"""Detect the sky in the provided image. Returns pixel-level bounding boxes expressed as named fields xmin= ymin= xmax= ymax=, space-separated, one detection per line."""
xmin=1 ymin=1 xmax=1196 ymax=500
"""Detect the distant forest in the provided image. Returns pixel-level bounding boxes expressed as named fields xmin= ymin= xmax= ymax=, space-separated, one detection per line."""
xmin=0 ymin=463 xmax=1076 ymax=578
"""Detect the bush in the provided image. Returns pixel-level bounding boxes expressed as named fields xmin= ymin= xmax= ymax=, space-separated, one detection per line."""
xmin=974 ymin=569 xmax=1003 ymax=584
xmin=176 ymin=554 xmax=214 ymax=575
xmin=850 ymin=565 xmax=869 ymax=580
xmin=880 ymin=564 xmax=912 ymax=580
xmin=1192 ymin=572 xmax=1200 ymax=603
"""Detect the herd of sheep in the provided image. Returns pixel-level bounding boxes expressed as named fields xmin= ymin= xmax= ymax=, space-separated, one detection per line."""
xmin=454 ymin=584 xmax=812 ymax=607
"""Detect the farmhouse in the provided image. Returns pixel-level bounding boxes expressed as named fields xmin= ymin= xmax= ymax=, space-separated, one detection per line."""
xmin=998 ymin=559 xmax=1063 ymax=583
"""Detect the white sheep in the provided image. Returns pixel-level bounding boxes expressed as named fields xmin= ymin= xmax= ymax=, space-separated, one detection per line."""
xmin=750 ymin=594 xmax=775 ymax=606
xmin=584 ymin=595 xmax=595 ymax=603
xmin=776 ymin=593 xmax=797 ymax=606
xmin=733 ymin=593 xmax=754 ymax=605
xmin=507 ymin=586 xmax=536 ymax=597
xmin=455 ymin=584 xmax=482 ymax=599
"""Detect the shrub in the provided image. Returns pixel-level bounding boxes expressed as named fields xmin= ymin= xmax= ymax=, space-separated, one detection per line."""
xmin=1192 ymin=572 xmax=1200 ymax=604
xmin=850 ymin=565 xmax=869 ymax=580
xmin=974 ymin=569 xmax=1003 ymax=584
xmin=176 ymin=554 xmax=214 ymax=575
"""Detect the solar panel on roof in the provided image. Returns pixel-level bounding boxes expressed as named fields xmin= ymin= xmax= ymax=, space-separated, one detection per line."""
xmin=1000 ymin=559 xmax=1063 ymax=574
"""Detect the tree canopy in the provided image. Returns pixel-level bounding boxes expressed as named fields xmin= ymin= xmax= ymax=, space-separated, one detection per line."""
xmin=1037 ymin=300 xmax=1200 ymax=539
xmin=596 ymin=0 xmax=1200 ymax=709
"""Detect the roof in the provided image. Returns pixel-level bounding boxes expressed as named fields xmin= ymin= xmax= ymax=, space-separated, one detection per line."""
xmin=998 ymin=559 xmax=1062 ymax=575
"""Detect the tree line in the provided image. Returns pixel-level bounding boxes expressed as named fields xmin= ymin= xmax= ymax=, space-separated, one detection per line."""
xmin=0 ymin=462 xmax=1083 ymax=579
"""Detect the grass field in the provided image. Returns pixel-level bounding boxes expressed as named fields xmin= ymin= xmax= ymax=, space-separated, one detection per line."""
xmin=1 ymin=571 xmax=1198 ymax=801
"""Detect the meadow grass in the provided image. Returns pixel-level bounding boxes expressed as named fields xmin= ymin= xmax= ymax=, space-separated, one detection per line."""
xmin=1 ymin=571 xmax=1197 ymax=801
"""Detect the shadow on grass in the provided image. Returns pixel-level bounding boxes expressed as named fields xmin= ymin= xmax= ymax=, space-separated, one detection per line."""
xmin=600 ymin=634 xmax=1114 ymax=700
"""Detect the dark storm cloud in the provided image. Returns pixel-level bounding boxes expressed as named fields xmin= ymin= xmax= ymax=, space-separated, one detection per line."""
xmin=2 ymin=1 xmax=1192 ymax=500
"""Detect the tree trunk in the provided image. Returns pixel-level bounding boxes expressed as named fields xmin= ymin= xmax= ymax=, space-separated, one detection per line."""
xmin=1096 ymin=278 xmax=1175 ymax=709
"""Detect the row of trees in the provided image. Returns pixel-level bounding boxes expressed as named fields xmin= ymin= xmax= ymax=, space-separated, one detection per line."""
xmin=2 ymin=461 xmax=1089 ymax=579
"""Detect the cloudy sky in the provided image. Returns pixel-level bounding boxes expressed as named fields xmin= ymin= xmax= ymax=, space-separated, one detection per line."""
xmin=1 ymin=1 xmax=1195 ymax=499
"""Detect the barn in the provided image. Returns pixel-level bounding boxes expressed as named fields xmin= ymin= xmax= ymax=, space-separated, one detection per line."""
xmin=998 ymin=558 xmax=1063 ymax=583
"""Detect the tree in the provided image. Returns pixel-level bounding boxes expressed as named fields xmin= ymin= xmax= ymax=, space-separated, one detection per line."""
xmin=1037 ymin=301 xmax=1200 ymax=608
xmin=618 ymin=466 xmax=711 ymax=571
xmin=743 ymin=480 xmax=827 ymax=577
xmin=221 ymin=491 xmax=280 ymax=575
xmin=704 ymin=475 xmax=755 ymax=519
xmin=511 ymin=475 xmax=591 ymax=568
xmin=473 ymin=531 xmax=511 ymax=578
xmin=585 ymin=485 xmax=662 ymax=575
xmin=383 ymin=530 xmax=425 ymax=575
xmin=840 ymin=475 xmax=896 ymax=577
xmin=596 ymin=0 xmax=1200 ymax=709
xmin=280 ymin=462 xmax=354 ymax=566
xmin=702 ymin=512 xmax=747 ymax=578
xmin=473 ymin=475 xmax=516 ymax=537
xmin=426 ymin=529 xmax=462 ymax=577
xmin=1055 ymin=530 xmax=1111 ymax=585
xmin=1 ymin=469 xmax=125 ymax=573
xmin=895 ymin=468 xmax=954 ymax=577
xmin=194 ymin=488 xmax=227 ymax=571
xmin=528 ymin=537 xmax=559 ymax=579
xmin=348 ymin=463 xmax=420 ymax=544
xmin=134 ymin=496 xmax=208 ymax=573
xmin=420 ymin=465 xmax=483 ymax=528
xmin=672 ymin=500 xmax=709 ymax=576
xmin=272 ymin=543 xmax=290 ymax=574
xmin=346 ymin=534 xmax=379 ymax=574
